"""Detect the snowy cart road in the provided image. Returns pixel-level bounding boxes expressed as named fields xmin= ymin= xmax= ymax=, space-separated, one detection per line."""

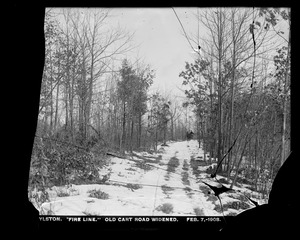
xmin=144 ymin=140 xmax=218 ymax=216
xmin=40 ymin=140 xmax=252 ymax=216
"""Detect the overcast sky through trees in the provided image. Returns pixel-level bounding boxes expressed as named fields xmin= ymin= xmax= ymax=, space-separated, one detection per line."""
xmin=52 ymin=7 xmax=288 ymax=99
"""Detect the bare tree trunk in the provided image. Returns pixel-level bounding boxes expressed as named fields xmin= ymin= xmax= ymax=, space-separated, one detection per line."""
xmin=86 ymin=65 xmax=94 ymax=140
xmin=209 ymin=49 xmax=214 ymax=163
xmin=138 ymin=112 xmax=142 ymax=148
xmin=280 ymin=15 xmax=291 ymax=166
xmin=216 ymin=10 xmax=223 ymax=172
xmin=230 ymin=133 xmax=249 ymax=188
xmin=254 ymin=132 xmax=259 ymax=191
xmin=49 ymin=52 xmax=54 ymax=134
xmin=54 ymin=77 xmax=60 ymax=132
xmin=69 ymin=74 xmax=75 ymax=142
xmin=65 ymin=79 xmax=69 ymax=132
xmin=170 ymin=115 xmax=174 ymax=141
xmin=155 ymin=120 xmax=158 ymax=152
xmin=227 ymin=10 xmax=236 ymax=177
xmin=121 ymin=101 xmax=126 ymax=152
xmin=130 ymin=117 xmax=134 ymax=152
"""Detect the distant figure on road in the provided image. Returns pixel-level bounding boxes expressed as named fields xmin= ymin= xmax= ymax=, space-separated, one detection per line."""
xmin=186 ymin=131 xmax=194 ymax=140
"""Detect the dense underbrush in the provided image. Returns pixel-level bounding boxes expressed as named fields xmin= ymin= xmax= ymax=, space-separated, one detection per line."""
xmin=28 ymin=136 xmax=107 ymax=209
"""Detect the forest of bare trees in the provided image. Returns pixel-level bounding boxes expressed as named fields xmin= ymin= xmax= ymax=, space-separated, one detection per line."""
xmin=30 ymin=8 xmax=189 ymax=189
xmin=179 ymin=8 xmax=290 ymax=192
xmin=29 ymin=7 xmax=290 ymax=203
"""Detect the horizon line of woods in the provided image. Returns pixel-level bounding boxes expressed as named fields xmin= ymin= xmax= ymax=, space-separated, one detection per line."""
xmin=30 ymin=8 xmax=290 ymax=202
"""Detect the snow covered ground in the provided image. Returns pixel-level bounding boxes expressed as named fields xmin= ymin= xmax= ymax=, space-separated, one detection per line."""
xmin=34 ymin=140 xmax=267 ymax=216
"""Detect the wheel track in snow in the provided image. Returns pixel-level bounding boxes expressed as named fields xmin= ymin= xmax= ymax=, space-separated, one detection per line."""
xmin=156 ymin=141 xmax=212 ymax=215
xmin=97 ymin=140 xmax=218 ymax=216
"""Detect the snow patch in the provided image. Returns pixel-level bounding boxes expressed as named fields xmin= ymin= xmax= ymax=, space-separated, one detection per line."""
xmin=31 ymin=140 xmax=266 ymax=216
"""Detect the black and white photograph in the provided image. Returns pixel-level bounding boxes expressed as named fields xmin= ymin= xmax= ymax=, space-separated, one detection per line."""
xmin=25 ymin=7 xmax=293 ymax=232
